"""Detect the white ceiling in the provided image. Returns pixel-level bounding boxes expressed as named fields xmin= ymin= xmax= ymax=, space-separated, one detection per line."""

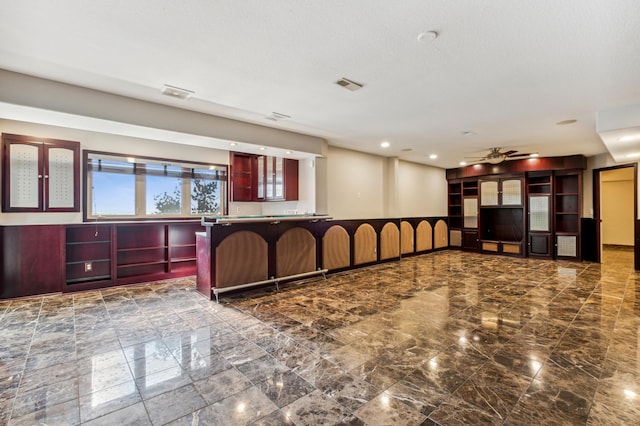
xmin=1 ymin=0 xmax=640 ymax=168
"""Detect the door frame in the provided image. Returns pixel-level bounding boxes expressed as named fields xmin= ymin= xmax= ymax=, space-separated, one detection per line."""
xmin=593 ymin=163 xmax=638 ymax=268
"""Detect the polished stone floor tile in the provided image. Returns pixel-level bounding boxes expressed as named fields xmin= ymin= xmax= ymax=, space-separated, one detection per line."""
xmin=1 ymin=249 xmax=639 ymax=424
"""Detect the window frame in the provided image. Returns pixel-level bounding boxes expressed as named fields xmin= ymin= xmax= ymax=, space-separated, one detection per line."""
xmin=83 ymin=150 xmax=228 ymax=221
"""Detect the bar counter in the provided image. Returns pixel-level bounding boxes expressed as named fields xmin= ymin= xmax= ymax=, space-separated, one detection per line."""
xmin=196 ymin=214 xmax=449 ymax=302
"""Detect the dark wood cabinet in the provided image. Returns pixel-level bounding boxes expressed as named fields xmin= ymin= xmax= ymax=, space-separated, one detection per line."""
xmin=1 ymin=225 xmax=64 ymax=298
xmin=1 ymin=221 xmax=205 ymax=298
xmin=526 ymin=173 xmax=553 ymax=258
xmin=230 ymin=152 xmax=298 ymax=202
xmin=2 ymin=133 xmax=80 ymax=212
xmin=230 ymin=152 xmax=254 ymax=201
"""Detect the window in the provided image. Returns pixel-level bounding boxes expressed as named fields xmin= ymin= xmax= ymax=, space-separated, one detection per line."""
xmin=85 ymin=151 xmax=227 ymax=219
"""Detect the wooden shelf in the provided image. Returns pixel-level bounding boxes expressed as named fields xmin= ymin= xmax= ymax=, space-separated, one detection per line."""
xmin=117 ymin=245 xmax=167 ymax=252
xmin=117 ymin=260 xmax=168 ymax=269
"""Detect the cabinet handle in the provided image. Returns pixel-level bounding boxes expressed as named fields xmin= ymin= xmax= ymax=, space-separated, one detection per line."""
xmin=44 ymin=175 xmax=49 ymax=179
xmin=38 ymin=174 xmax=43 ymax=178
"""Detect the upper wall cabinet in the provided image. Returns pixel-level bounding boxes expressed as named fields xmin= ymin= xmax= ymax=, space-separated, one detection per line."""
xmin=480 ymin=177 xmax=523 ymax=207
xmin=230 ymin=152 xmax=298 ymax=202
xmin=2 ymin=133 xmax=80 ymax=212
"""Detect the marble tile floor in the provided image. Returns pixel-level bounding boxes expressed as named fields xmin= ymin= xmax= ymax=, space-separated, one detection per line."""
xmin=1 ymin=248 xmax=639 ymax=425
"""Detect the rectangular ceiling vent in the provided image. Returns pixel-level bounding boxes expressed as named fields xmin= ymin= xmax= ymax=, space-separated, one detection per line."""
xmin=161 ymin=84 xmax=194 ymax=100
xmin=335 ymin=77 xmax=364 ymax=92
xmin=265 ymin=112 xmax=291 ymax=121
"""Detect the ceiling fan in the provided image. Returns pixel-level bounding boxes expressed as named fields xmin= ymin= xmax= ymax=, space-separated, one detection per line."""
xmin=466 ymin=147 xmax=535 ymax=164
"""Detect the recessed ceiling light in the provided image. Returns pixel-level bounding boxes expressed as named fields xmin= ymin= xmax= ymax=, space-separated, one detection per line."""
xmin=624 ymin=152 xmax=640 ymax=158
xmin=530 ymin=153 xmax=539 ymax=157
xmin=459 ymin=161 xmax=467 ymax=166
xmin=161 ymin=84 xmax=194 ymax=100
xmin=259 ymin=147 xmax=266 ymax=151
xmin=556 ymin=119 xmax=577 ymax=125
xmin=380 ymin=141 xmax=390 ymax=148
xmin=429 ymin=154 xmax=438 ymax=159
xmin=285 ymin=151 xmax=291 ymax=155
xmin=230 ymin=142 xmax=237 ymax=147
xmin=462 ymin=131 xmax=476 ymax=136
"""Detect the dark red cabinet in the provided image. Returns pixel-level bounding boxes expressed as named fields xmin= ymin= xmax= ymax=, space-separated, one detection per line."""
xmin=230 ymin=152 xmax=298 ymax=202
xmin=2 ymin=133 xmax=80 ymax=212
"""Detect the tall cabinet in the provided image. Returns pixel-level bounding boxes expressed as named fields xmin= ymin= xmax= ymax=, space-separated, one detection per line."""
xmin=554 ymin=171 xmax=581 ymax=259
xmin=448 ymin=179 xmax=479 ymax=250
xmin=527 ymin=172 xmax=553 ymax=258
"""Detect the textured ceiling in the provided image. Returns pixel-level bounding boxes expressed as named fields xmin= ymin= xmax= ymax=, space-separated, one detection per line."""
xmin=1 ymin=0 xmax=640 ymax=168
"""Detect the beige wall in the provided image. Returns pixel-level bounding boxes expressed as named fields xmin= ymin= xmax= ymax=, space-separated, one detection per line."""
xmin=397 ymin=160 xmax=447 ymax=217
xmin=601 ymin=178 xmax=634 ymax=245
xmin=326 ymin=146 xmax=386 ymax=219
xmin=325 ymin=146 xmax=448 ymax=219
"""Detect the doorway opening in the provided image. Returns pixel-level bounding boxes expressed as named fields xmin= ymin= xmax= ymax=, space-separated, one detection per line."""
xmin=593 ymin=164 xmax=637 ymax=270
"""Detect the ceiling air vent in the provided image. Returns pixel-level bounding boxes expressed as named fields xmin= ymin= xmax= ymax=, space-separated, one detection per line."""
xmin=335 ymin=77 xmax=364 ymax=92
xmin=265 ymin=112 xmax=291 ymax=121
xmin=161 ymin=84 xmax=194 ymax=100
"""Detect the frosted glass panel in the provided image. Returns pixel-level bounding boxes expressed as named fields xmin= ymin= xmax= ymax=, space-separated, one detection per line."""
xmin=529 ymin=196 xmax=549 ymax=231
xmin=257 ymin=156 xmax=265 ymax=199
xmin=47 ymin=147 xmax=75 ymax=208
xmin=480 ymin=181 xmax=498 ymax=205
xmin=557 ymin=236 xmax=577 ymax=257
xmin=502 ymin=179 xmax=522 ymax=205
xmin=275 ymin=157 xmax=283 ymax=198
xmin=9 ymin=143 xmax=39 ymax=208
xmin=463 ymin=198 xmax=478 ymax=228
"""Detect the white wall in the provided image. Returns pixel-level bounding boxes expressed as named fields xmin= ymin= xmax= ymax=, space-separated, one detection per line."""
xmin=601 ymin=179 xmax=634 ymax=245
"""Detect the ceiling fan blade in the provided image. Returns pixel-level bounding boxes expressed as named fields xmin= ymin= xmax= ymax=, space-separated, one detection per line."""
xmin=506 ymin=152 xmax=533 ymax=158
xmin=502 ymin=150 xmax=518 ymax=156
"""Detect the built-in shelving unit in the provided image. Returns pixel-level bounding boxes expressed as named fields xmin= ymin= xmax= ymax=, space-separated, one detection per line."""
xmin=448 ymin=181 xmax=462 ymax=247
xmin=65 ymin=224 xmax=113 ymax=288
xmin=61 ymin=221 xmax=204 ymax=291
xmin=554 ymin=171 xmax=581 ymax=259
xmin=446 ymin=156 xmax=586 ymax=261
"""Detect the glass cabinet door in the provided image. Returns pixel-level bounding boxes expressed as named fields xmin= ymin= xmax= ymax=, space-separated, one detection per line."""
xmin=257 ymin=155 xmax=265 ymax=199
xmin=45 ymin=145 xmax=76 ymax=209
xmin=501 ymin=179 xmax=522 ymax=205
xmin=274 ymin=157 xmax=284 ymax=199
xmin=529 ymin=195 xmax=550 ymax=232
xmin=8 ymin=142 xmax=41 ymax=209
xmin=480 ymin=181 xmax=499 ymax=206
xmin=265 ymin=156 xmax=274 ymax=199
xmin=463 ymin=198 xmax=478 ymax=228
